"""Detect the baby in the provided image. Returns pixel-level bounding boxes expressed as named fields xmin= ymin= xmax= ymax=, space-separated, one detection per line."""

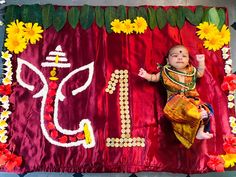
xmin=138 ymin=45 xmax=213 ymax=148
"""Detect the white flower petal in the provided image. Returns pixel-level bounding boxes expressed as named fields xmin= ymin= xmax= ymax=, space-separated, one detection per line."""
xmin=228 ymin=102 xmax=235 ymax=108
xmin=223 ymin=53 xmax=230 ymax=60
xmin=229 ymin=116 xmax=236 ymax=122
xmin=225 ymin=64 xmax=232 ymax=74
xmin=222 ymin=47 xmax=230 ymax=54
xmin=226 ymin=59 xmax=233 ymax=66
xmin=228 ymin=94 xmax=235 ymax=101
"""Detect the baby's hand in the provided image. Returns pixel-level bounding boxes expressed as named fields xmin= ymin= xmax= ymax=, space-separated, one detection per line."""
xmin=196 ymin=54 xmax=205 ymax=63
xmin=138 ymin=68 xmax=147 ymax=78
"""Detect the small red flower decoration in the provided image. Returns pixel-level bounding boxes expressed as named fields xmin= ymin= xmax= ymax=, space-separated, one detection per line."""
xmin=207 ymin=155 xmax=225 ymax=172
xmin=221 ymin=74 xmax=236 ymax=91
xmin=0 ymin=85 xmax=12 ymax=95
xmin=223 ymin=135 xmax=236 ymax=154
xmin=0 ymin=143 xmax=22 ymax=171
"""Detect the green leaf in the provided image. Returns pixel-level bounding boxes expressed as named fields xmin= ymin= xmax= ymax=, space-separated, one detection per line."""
xmin=53 ymin=6 xmax=67 ymax=32
xmin=128 ymin=7 xmax=137 ymax=20
xmin=42 ymin=4 xmax=55 ymax=29
xmin=208 ymin=7 xmax=220 ymax=27
xmin=167 ymin=8 xmax=177 ymax=27
xmin=80 ymin=5 xmax=95 ymax=29
xmin=95 ymin=6 xmax=104 ymax=28
xmin=21 ymin=4 xmax=42 ymax=24
xmin=194 ymin=6 xmax=204 ymax=25
xmin=117 ymin=5 xmax=127 ymax=20
xmin=202 ymin=8 xmax=210 ymax=22
xmin=156 ymin=7 xmax=167 ymax=29
xmin=183 ymin=7 xmax=198 ymax=25
xmin=137 ymin=7 xmax=148 ymax=21
xmin=68 ymin=7 xmax=80 ymax=29
xmin=147 ymin=7 xmax=157 ymax=30
xmin=217 ymin=8 xmax=226 ymax=30
xmin=4 ymin=5 xmax=21 ymax=24
xmin=105 ymin=6 xmax=117 ymax=33
xmin=176 ymin=7 xmax=185 ymax=29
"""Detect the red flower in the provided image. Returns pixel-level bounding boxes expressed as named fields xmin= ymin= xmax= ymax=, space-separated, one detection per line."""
xmin=3 ymin=153 xmax=22 ymax=171
xmin=221 ymin=74 xmax=236 ymax=91
xmin=223 ymin=135 xmax=236 ymax=154
xmin=207 ymin=155 xmax=225 ymax=172
xmin=0 ymin=85 xmax=12 ymax=95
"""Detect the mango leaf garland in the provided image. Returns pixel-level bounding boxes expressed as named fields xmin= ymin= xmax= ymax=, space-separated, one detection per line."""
xmin=217 ymin=8 xmax=226 ymax=30
xmin=53 ymin=7 xmax=67 ymax=32
xmin=42 ymin=4 xmax=55 ymax=29
xmin=177 ymin=7 xmax=185 ymax=29
xmin=147 ymin=7 xmax=157 ymax=30
xmin=128 ymin=7 xmax=137 ymax=21
xmin=167 ymin=7 xmax=177 ymax=27
xmin=105 ymin=6 xmax=117 ymax=33
xmin=156 ymin=7 xmax=167 ymax=29
xmin=137 ymin=7 xmax=148 ymax=21
xmin=95 ymin=6 xmax=104 ymax=28
xmin=208 ymin=7 xmax=220 ymax=28
xmin=4 ymin=5 xmax=21 ymax=25
xmin=117 ymin=5 xmax=127 ymax=21
xmin=68 ymin=7 xmax=80 ymax=29
xmin=80 ymin=5 xmax=95 ymax=30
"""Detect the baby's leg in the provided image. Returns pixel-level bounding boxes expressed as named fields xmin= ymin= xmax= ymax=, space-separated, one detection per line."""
xmin=196 ymin=125 xmax=213 ymax=139
xmin=196 ymin=108 xmax=213 ymax=140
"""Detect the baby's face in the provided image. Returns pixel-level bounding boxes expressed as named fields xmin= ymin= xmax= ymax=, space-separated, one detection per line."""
xmin=167 ymin=46 xmax=189 ymax=70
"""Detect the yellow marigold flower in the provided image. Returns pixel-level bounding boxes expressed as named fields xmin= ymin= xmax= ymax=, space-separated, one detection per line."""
xmin=1 ymin=51 xmax=12 ymax=60
xmin=111 ymin=19 xmax=124 ymax=34
xmin=122 ymin=19 xmax=133 ymax=34
xmin=196 ymin=22 xmax=218 ymax=40
xmin=203 ymin=35 xmax=224 ymax=51
xmin=133 ymin=17 xmax=148 ymax=34
xmin=6 ymin=20 xmax=25 ymax=37
xmin=4 ymin=34 xmax=27 ymax=54
xmin=219 ymin=25 xmax=230 ymax=45
xmin=24 ymin=22 xmax=43 ymax=44
xmin=222 ymin=154 xmax=236 ymax=168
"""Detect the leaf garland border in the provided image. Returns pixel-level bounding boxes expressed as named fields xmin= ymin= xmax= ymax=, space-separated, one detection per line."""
xmin=4 ymin=5 xmax=226 ymax=32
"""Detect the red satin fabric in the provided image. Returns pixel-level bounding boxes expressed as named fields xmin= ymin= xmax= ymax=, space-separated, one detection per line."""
xmin=7 ymin=6 xmax=232 ymax=174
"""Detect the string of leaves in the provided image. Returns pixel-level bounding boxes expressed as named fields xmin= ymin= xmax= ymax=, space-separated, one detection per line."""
xmin=4 ymin=4 xmax=226 ymax=32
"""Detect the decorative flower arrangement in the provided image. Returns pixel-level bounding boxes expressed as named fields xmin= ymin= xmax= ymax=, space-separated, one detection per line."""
xmin=196 ymin=22 xmax=230 ymax=51
xmin=207 ymin=135 xmax=236 ymax=172
xmin=0 ymin=143 xmax=22 ymax=171
xmin=4 ymin=20 xmax=43 ymax=54
xmin=111 ymin=17 xmax=148 ymax=34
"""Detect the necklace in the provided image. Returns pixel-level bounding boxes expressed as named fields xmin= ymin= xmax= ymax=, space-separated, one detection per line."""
xmin=163 ymin=66 xmax=196 ymax=90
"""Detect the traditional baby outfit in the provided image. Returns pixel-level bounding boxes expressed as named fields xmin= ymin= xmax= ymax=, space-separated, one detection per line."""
xmin=161 ymin=64 xmax=212 ymax=148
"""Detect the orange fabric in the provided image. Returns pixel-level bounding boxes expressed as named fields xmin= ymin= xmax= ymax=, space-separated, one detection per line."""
xmin=161 ymin=65 xmax=203 ymax=148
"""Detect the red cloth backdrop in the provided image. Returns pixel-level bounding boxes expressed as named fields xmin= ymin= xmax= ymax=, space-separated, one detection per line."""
xmin=7 ymin=5 xmax=231 ymax=174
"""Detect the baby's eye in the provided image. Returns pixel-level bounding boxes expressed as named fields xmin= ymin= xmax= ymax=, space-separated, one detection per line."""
xmin=172 ymin=54 xmax=178 ymax=57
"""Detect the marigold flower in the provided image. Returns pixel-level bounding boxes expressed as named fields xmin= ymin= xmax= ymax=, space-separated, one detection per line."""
xmin=24 ymin=22 xmax=43 ymax=44
xmin=133 ymin=17 xmax=148 ymax=34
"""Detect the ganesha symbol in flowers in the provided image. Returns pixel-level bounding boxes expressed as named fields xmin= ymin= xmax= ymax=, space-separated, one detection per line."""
xmin=16 ymin=45 xmax=95 ymax=148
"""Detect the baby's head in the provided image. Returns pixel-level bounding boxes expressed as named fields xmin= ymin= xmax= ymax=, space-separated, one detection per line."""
xmin=167 ymin=45 xmax=189 ymax=70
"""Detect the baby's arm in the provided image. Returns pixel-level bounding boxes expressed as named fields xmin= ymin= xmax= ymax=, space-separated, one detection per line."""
xmin=138 ymin=68 xmax=160 ymax=82
xmin=196 ymin=54 xmax=205 ymax=78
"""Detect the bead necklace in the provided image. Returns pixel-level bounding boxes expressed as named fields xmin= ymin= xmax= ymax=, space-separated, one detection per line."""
xmin=163 ymin=66 xmax=196 ymax=90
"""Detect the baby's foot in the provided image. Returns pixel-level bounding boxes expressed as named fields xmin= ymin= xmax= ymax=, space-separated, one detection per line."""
xmin=196 ymin=131 xmax=213 ymax=140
